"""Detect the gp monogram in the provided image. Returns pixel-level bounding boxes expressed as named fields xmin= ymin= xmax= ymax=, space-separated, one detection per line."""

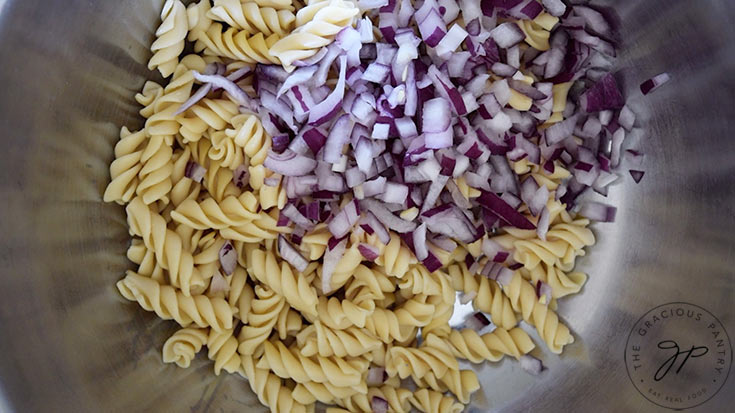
xmin=625 ymin=302 xmax=732 ymax=410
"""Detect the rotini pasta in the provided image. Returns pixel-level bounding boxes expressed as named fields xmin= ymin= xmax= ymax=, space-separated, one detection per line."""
xmin=269 ymin=0 xmax=360 ymax=68
xmin=126 ymin=197 xmax=207 ymax=296
xmin=240 ymin=355 xmax=311 ymax=413
xmin=208 ymin=0 xmax=296 ymax=36
xmin=162 ymin=327 xmax=208 ymax=368
xmin=447 ymin=262 xmax=519 ymax=330
xmin=237 ymin=285 xmax=290 ymax=355
xmin=206 ymin=328 xmax=241 ymax=375
xmin=197 ymin=23 xmax=282 ymax=65
xmin=500 ymin=270 xmax=575 ymax=354
xmin=104 ymin=127 xmax=148 ymax=205
xmin=227 ymin=113 xmax=271 ymax=166
xmin=441 ymin=327 xmax=535 ymax=364
xmin=338 ymin=386 xmax=413 ymax=413
xmin=409 ymin=388 xmax=464 ymax=413
xmin=149 ymin=0 xmax=189 ymax=78
xmin=295 ymin=320 xmax=382 ymax=358
xmin=385 ymin=336 xmax=458 ymax=380
xmin=258 ymin=340 xmax=369 ymax=388
xmin=245 ymin=248 xmax=319 ymax=317
xmin=117 ymin=271 xmax=232 ymax=332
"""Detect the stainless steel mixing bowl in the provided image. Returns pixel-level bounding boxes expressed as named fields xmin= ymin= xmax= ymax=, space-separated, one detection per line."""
xmin=0 ymin=1 xmax=733 ymax=412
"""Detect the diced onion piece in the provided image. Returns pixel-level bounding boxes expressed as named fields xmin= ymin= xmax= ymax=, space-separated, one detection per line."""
xmin=218 ymin=241 xmax=237 ymax=275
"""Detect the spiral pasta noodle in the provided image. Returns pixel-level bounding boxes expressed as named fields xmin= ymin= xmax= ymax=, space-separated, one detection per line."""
xmin=171 ymin=192 xmax=260 ymax=230
xmin=237 ymin=285 xmax=294 ymax=355
xmin=295 ymin=320 xmax=382 ymax=358
xmin=269 ymin=0 xmax=359 ymax=68
xmin=227 ymin=113 xmax=271 ymax=166
xmin=441 ymin=327 xmax=535 ymax=364
xmin=447 ymin=262 xmax=518 ymax=330
xmin=117 ymin=271 xmax=233 ymax=332
xmin=208 ymin=0 xmax=296 ymax=36
xmin=162 ymin=327 xmax=208 ymax=368
xmin=413 ymin=369 xmax=480 ymax=405
xmin=240 ymin=355 xmax=311 ymax=413
xmin=104 ymin=127 xmax=148 ymax=205
xmin=258 ymin=340 xmax=369 ymax=388
xmin=245 ymin=248 xmax=319 ymax=317
xmin=198 ymin=23 xmax=282 ymax=65
xmin=149 ymin=0 xmax=189 ymax=78
xmin=126 ymin=197 xmax=208 ymax=296
xmin=409 ymin=388 xmax=464 ymax=413
xmin=206 ymin=328 xmax=241 ymax=375
xmin=500 ymin=270 xmax=575 ymax=354
xmin=338 ymin=386 xmax=413 ymax=413
xmin=386 ymin=337 xmax=458 ymax=380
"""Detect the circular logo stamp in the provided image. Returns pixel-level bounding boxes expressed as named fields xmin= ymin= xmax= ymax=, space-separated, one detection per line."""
xmin=625 ymin=302 xmax=732 ymax=410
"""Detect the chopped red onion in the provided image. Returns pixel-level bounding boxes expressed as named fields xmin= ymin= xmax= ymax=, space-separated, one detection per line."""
xmin=358 ymin=243 xmax=380 ymax=261
xmin=465 ymin=311 xmax=491 ymax=331
xmin=175 ymin=83 xmax=212 ymax=115
xmin=278 ymin=235 xmax=309 ymax=273
xmin=321 ymin=237 xmax=346 ymax=293
xmin=580 ymin=73 xmax=624 ymax=113
xmin=192 ymin=72 xmax=258 ymax=112
xmin=520 ymin=355 xmax=544 ymax=375
xmin=366 ymin=367 xmax=387 ymax=386
xmin=328 ymin=199 xmax=361 ymax=238
xmin=233 ymin=164 xmax=249 ymax=189
xmin=542 ymin=0 xmax=566 ymax=16
xmin=282 ymin=204 xmax=315 ymax=231
xmin=184 ymin=161 xmax=207 ymax=183
xmin=629 ymin=170 xmax=645 ymax=184
xmin=265 ymin=150 xmax=317 ymax=177
xmin=371 ymin=396 xmax=389 ymax=413
xmin=362 ymin=199 xmax=417 ymax=233
xmin=219 ymin=241 xmax=237 ymax=275
xmin=458 ymin=290 xmax=477 ymax=305
xmin=209 ymin=270 xmax=230 ymax=295
xmin=309 ymin=56 xmax=348 ymax=126
xmin=490 ymin=22 xmax=525 ymax=48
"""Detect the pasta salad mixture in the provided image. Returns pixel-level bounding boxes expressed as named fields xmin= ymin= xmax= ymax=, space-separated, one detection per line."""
xmin=106 ymin=0 xmax=647 ymax=411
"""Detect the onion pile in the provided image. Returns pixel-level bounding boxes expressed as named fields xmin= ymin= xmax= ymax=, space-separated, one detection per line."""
xmin=189 ymin=0 xmax=646 ymax=274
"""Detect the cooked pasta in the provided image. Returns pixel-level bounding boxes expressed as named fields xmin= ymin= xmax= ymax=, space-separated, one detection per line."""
xmin=126 ymin=197 xmax=207 ymax=296
xmin=500 ymin=270 xmax=575 ymax=354
xmin=269 ymin=0 xmax=359 ymax=68
xmin=237 ymin=285 xmax=290 ymax=355
xmin=149 ymin=0 xmax=189 ymax=78
xmin=447 ymin=262 xmax=519 ymax=330
xmin=117 ymin=271 xmax=232 ymax=332
xmin=208 ymin=0 xmax=296 ymax=36
xmin=206 ymin=328 xmax=241 ymax=375
xmin=409 ymin=388 xmax=464 ymax=413
xmin=197 ymin=23 xmax=283 ymax=65
xmin=245 ymin=248 xmax=319 ymax=317
xmin=441 ymin=327 xmax=536 ymax=364
xmin=259 ymin=340 xmax=369 ymax=388
xmin=385 ymin=337 xmax=458 ymax=380
xmin=240 ymin=355 xmax=311 ymax=413
xmin=338 ymin=386 xmax=413 ymax=413
xmin=104 ymin=127 xmax=148 ymax=205
xmin=295 ymin=320 xmax=382 ymax=358
xmin=227 ymin=113 xmax=271 ymax=166
xmin=162 ymin=327 xmax=208 ymax=368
